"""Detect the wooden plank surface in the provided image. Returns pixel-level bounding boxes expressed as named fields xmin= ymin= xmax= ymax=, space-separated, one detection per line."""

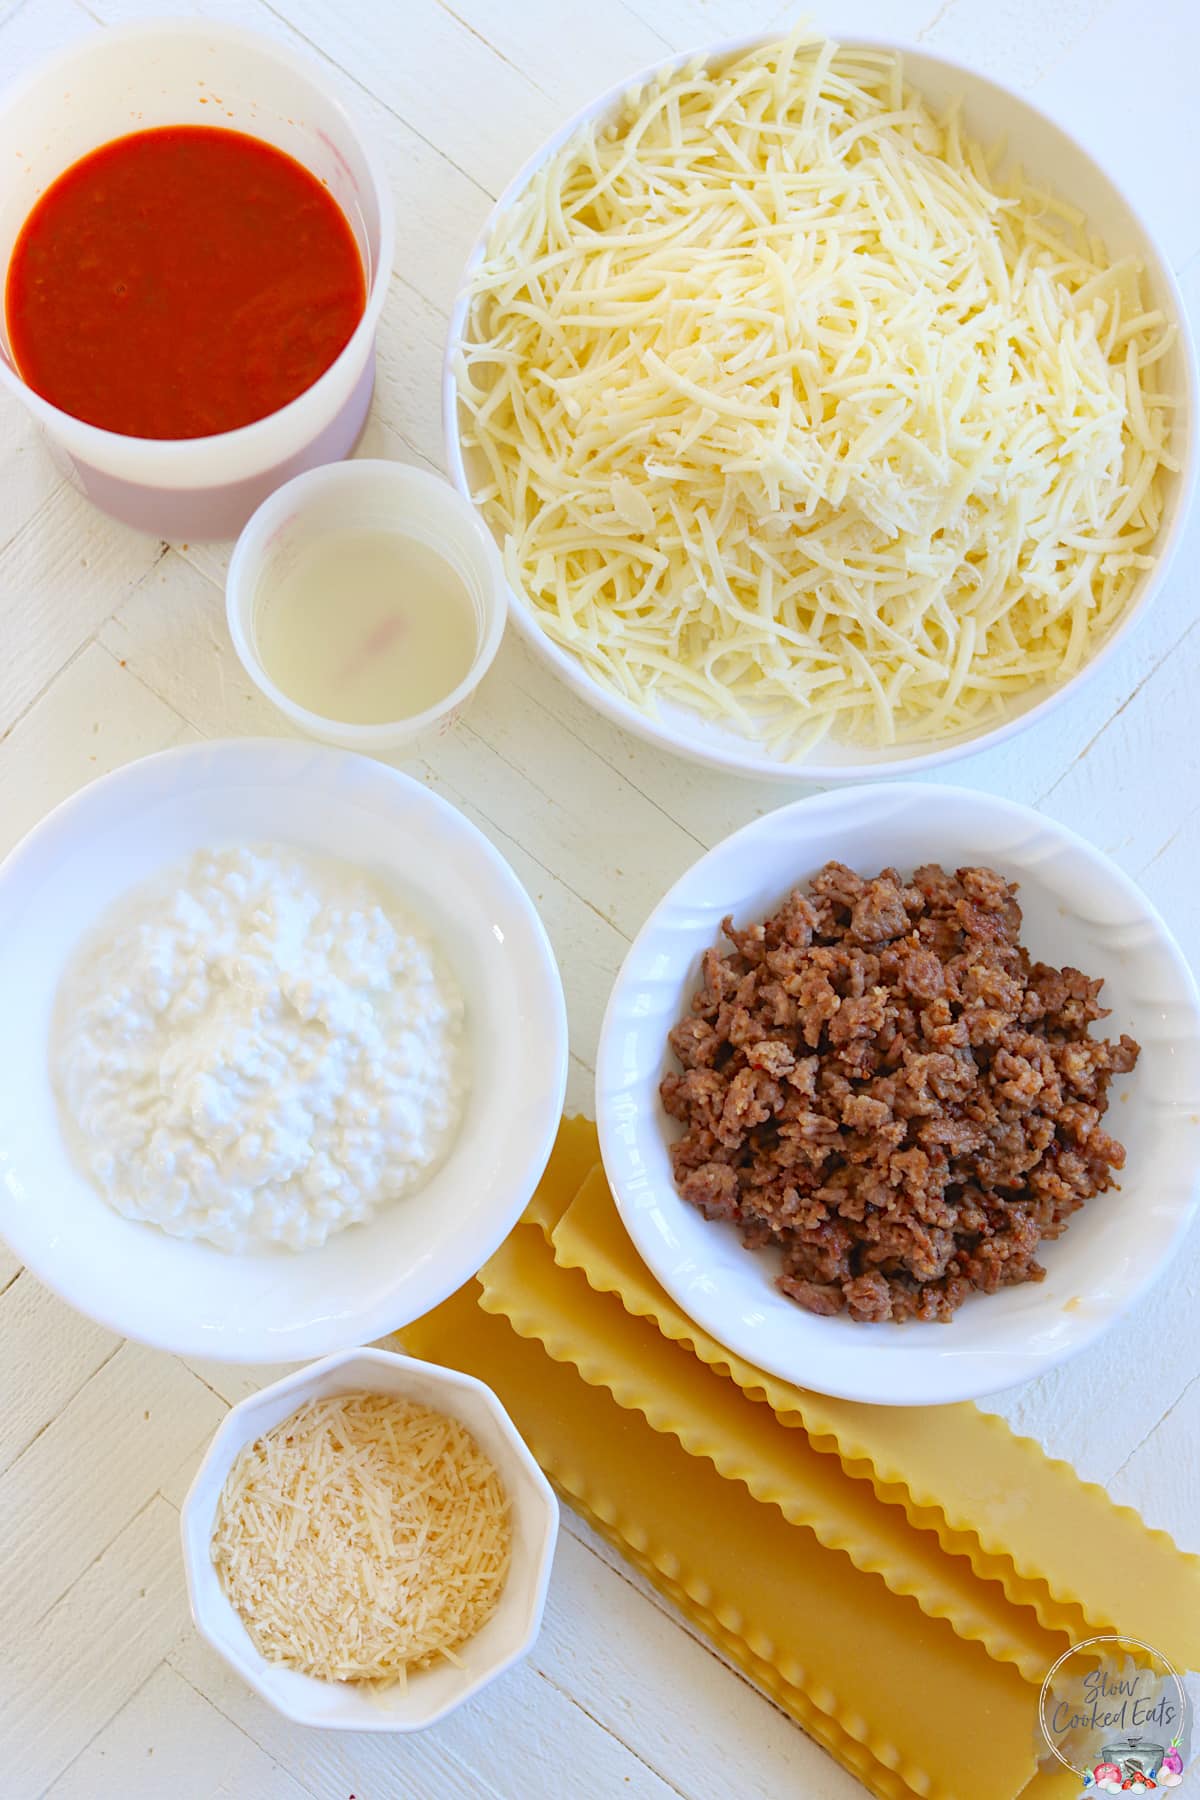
xmin=0 ymin=0 xmax=1197 ymax=1795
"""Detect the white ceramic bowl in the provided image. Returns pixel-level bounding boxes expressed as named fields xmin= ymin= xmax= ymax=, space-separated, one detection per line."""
xmin=0 ymin=21 xmax=394 ymax=540
xmin=444 ymin=34 xmax=1196 ymax=782
xmin=0 ymin=740 xmax=567 ymax=1361
xmin=181 ymin=1348 xmax=559 ymax=1729
xmin=596 ymin=784 xmax=1200 ymax=1405
xmin=226 ymin=460 xmax=507 ymax=753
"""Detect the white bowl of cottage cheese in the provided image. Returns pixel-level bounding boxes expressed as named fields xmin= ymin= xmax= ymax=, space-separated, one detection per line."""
xmin=0 ymin=740 xmax=567 ymax=1360
xmin=53 ymin=842 xmax=470 ymax=1254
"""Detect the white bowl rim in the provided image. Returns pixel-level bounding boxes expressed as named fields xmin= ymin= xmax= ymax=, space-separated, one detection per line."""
xmin=595 ymin=780 xmax=1200 ymax=1404
xmin=0 ymin=738 xmax=569 ymax=1360
xmin=442 ymin=29 xmax=1199 ymax=783
xmin=180 ymin=1346 xmax=560 ymax=1731
xmin=0 ymin=17 xmax=397 ymax=480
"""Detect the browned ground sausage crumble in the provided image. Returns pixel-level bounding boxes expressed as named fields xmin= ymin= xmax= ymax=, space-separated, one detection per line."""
xmin=660 ymin=862 xmax=1140 ymax=1323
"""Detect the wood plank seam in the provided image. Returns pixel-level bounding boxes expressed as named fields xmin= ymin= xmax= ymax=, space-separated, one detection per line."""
xmin=165 ymin=1646 xmax=506 ymax=1800
xmin=165 ymin=1664 xmax=325 ymax=1800
xmin=5 ymin=1492 xmax=193 ymax=1796
xmin=1109 ymin=1368 xmax=1200 ymax=1483
xmin=0 ymin=473 xmax=66 ymax=566
xmin=1036 ymin=610 xmax=1200 ymax=806
xmin=1137 ymin=801 xmax=1200 ymax=876
xmin=47 ymin=1659 xmax=165 ymax=1796
xmin=0 ymin=1326 xmax=124 ymax=1471
xmin=174 ymin=1359 xmax=250 ymax=1415
xmin=531 ymin=1663 xmax=693 ymax=1800
xmin=1 ymin=630 xmax=94 ymax=748
xmin=89 ymin=637 xmax=200 ymax=741
xmin=502 ymin=660 xmax=714 ymax=853
xmin=432 ymin=0 xmax=558 ymax=98
xmin=1 ymin=540 xmax=172 ymax=746
xmin=515 ymin=704 xmax=712 ymax=853
xmin=593 ymin=0 xmax=674 ymax=56
xmin=1 ymin=1350 xmax=225 ymax=1634
xmin=460 ymin=698 xmax=708 ymax=858
xmin=254 ymin=0 xmax=495 ymax=198
xmin=918 ymin=0 xmax=963 ymax=37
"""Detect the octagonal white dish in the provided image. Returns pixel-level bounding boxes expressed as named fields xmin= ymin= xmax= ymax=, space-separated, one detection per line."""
xmin=181 ymin=1348 xmax=559 ymax=1729
xmin=0 ymin=740 xmax=567 ymax=1361
xmin=596 ymin=783 xmax=1200 ymax=1405
xmin=444 ymin=34 xmax=1195 ymax=782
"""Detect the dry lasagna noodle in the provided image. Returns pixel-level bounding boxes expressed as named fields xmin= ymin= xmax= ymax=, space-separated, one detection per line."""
xmin=403 ymin=1118 xmax=1200 ymax=1800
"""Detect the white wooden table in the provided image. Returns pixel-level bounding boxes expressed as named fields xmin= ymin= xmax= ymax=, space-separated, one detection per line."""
xmin=1 ymin=0 xmax=1197 ymax=1794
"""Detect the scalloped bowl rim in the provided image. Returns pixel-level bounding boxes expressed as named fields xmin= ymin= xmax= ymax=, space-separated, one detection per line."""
xmin=595 ymin=783 xmax=1200 ymax=1404
xmin=180 ymin=1348 xmax=560 ymax=1730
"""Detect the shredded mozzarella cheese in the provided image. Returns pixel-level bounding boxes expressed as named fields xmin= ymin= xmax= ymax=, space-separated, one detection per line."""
xmin=211 ymin=1393 xmax=511 ymax=1685
xmin=456 ymin=30 xmax=1178 ymax=755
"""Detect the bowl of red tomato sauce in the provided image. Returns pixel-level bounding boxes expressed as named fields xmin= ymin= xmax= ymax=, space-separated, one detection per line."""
xmin=0 ymin=21 xmax=394 ymax=540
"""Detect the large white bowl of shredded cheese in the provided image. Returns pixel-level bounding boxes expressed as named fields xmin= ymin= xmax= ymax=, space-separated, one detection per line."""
xmin=0 ymin=740 xmax=568 ymax=1361
xmin=444 ymin=29 xmax=1195 ymax=780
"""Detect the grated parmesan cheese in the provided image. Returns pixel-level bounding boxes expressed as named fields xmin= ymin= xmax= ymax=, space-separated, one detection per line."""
xmin=457 ymin=29 xmax=1178 ymax=755
xmin=211 ymin=1392 xmax=512 ymax=1685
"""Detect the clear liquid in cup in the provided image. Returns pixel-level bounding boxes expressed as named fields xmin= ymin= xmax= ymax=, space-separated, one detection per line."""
xmin=256 ymin=530 xmax=478 ymax=726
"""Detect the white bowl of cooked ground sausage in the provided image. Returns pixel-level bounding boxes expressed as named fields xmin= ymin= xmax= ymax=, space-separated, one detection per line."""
xmin=595 ymin=784 xmax=1200 ymax=1405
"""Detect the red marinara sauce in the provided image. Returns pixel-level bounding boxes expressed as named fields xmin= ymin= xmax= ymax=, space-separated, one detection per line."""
xmin=4 ymin=125 xmax=367 ymax=439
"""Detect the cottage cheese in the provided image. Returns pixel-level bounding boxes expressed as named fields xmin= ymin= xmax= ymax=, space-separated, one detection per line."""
xmin=52 ymin=844 xmax=467 ymax=1252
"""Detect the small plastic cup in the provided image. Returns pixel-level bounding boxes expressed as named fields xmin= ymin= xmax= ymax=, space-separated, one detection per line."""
xmin=226 ymin=460 xmax=508 ymax=754
xmin=0 ymin=21 xmax=394 ymax=541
